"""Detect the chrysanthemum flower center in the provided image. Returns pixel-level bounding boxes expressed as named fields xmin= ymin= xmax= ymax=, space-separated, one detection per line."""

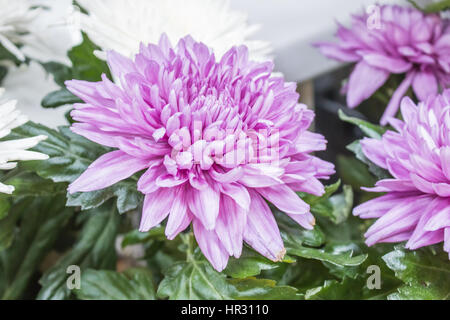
xmin=163 ymin=91 xmax=280 ymax=174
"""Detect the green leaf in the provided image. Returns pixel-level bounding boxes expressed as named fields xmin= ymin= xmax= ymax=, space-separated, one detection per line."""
xmin=383 ymin=246 xmax=450 ymax=300
xmin=338 ymin=109 xmax=387 ymax=139
xmin=75 ymin=268 xmax=155 ymax=300
xmin=41 ymin=89 xmax=81 ymax=109
xmin=408 ymin=0 xmax=450 ymax=12
xmin=121 ymin=227 xmax=166 ymax=248
xmin=0 ymin=198 xmax=30 ymax=251
xmin=0 ymin=195 xmax=73 ymax=299
xmin=68 ymin=33 xmax=111 ymax=82
xmin=9 ymin=123 xmax=105 ymax=183
xmin=41 ymin=62 xmax=73 ymax=87
xmin=298 ymin=181 xmax=353 ymax=224
xmin=298 ymin=180 xmax=341 ymax=206
xmin=66 ymin=179 xmax=143 ymax=214
xmin=276 ymin=210 xmax=367 ymax=268
xmin=276 ymin=211 xmax=326 ymax=248
xmin=287 ymin=245 xmax=367 ymax=267
xmin=37 ymin=201 xmax=119 ymax=300
xmin=229 ymin=278 xmax=301 ymax=300
xmin=337 ymin=155 xmax=377 ymax=190
xmin=157 ymin=258 xmax=237 ymax=300
xmin=310 ymin=185 xmax=353 ymax=225
xmin=263 ymin=258 xmax=332 ymax=292
xmin=224 ymin=248 xmax=284 ymax=279
xmin=0 ymin=196 xmax=11 ymax=220
xmin=9 ymin=122 xmax=142 ymax=213
xmin=4 ymin=171 xmax=66 ymax=197
xmin=0 ymin=66 xmax=7 ymax=84
xmin=0 ymin=43 xmax=22 ymax=65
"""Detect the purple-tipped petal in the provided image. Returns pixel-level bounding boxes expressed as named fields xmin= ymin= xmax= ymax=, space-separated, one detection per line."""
xmin=214 ymin=195 xmax=246 ymax=258
xmin=347 ymin=61 xmax=390 ymax=108
xmin=165 ymin=187 xmax=192 ymax=240
xmin=363 ymin=53 xmax=412 ymax=73
xmin=412 ymin=71 xmax=438 ymax=101
xmin=193 ymin=219 xmax=229 ymax=272
xmin=188 ymin=186 xmax=220 ymax=230
xmin=139 ymin=188 xmax=176 ymax=232
xmin=68 ymin=150 xmax=149 ymax=193
xmin=243 ymin=190 xmax=286 ymax=262
xmin=256 ymin=184 xmax=310 ymax=215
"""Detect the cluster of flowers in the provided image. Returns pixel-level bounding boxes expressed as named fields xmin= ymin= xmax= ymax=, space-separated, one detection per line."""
xmin=1 ymin=1 xmax=449 ymax=270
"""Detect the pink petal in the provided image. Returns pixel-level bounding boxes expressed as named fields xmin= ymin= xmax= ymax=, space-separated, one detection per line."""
xmin=360 ymin=138 xmax=389 ymax=169
xmin=193 ymin=219 xmax=229 ymax=272
xmin=314 ymin=42 xmax=360 ymax=62
xmin=444 ymin=228 xmax=450 ymax=255
xmin=165 ymin=187 xmax=192 ymax=240
xmin=106 ymin=50 xmax=137 ymax=77
xmin=68 ymin=150 xmax=149 ymax=193
xmin=440 ymin=147 xmax=450 ymax=180
xmin=256 ymin=184 xmax=310 ymax=215
xmin=347 ymin=61 xmax=390 ymax=108
xmin=218 ymin=182 xmax=250 ymax=211
xmin=412 ymin=71 xmax=438 ymax=101
xmin=139 ymin=188 xmax=176 ymax=232
xmin=243 ymin=190 xmax=285 ymax=262
xmin=239 ymin=164 xmax=284 ymax=187
xmin=353 ymin=193 xmax=412 ymax=219
xmin=365 ymin=196 xmax=429 ymax=246
xmin=137 ymin=160 xmax=165 ymax=194
xmin=424 ymin=201 xmax=450 ymax=231
xmin=187 ymin=186 xmax=220 ymax=230
xmin=214 ymin=195 xmax=246 ymax=258
xmin=363 ymin=53 xmax=412 ymax=73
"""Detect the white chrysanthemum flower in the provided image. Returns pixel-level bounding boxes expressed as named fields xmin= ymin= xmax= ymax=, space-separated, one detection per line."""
xmin=0 ymin=88 xmax=48 ymax=194
xmin=72 ymin=0 xmax=272 ymax=61
xmin=0 ymin=0 xmax=39 ymax=61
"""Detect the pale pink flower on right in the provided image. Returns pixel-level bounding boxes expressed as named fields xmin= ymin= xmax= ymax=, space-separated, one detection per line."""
xmin=354 ymin=89 xmax=450 ymax=258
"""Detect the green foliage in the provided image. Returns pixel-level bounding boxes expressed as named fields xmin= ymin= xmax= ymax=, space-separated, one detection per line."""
xmin=277 ymin=185 xmax=368 ymax=268
xmin=383 ymin=246 xmax=450 ymax=300
xmin=0 ymin=43 xmax=22 ymax=66
xmin=338 ymin=110 xmax=387 ymax=139
xmin=0 ymin=66 xmax=7 ymax=84
xmin=37 ymin=201 xmax=119 ymax=300
xmin=157 ymin=256 xmax=237 ymax=300
xmin=0 ymin=195 xmax=73 ymax=300
xmin=300 ymin=180 xmax=354 ymax=224
xmin=408 ymin=0 xmax=450 ymax=13
xmin=8 ymin=122 xmax=142 ymax=214
xmin=230 ymin=278 xmax=301 ymax=300
xmin=75 ymin=268 xmax=156 ymax=300
xmin=41 ymin=89 xmax=82 ymax=109
xmin=155 ymin=234 xmax=301 ymax=300
xmin=224 ymin=248 xmax=288 ymax=279
xmin=347 ymin=141 xmax=391 ymax=180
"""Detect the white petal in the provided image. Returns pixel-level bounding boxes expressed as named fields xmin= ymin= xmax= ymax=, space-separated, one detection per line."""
xmin=0 ymin=182 xmax=14 ymax=194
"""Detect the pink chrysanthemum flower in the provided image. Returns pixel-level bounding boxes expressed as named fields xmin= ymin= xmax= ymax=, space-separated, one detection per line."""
xmin=354 ymin=89 xmax=450 ymax=258
xmin=65 ymin=35 xmax=335 ymax=271
xmin=315 ymin=5 xmax=450 ymax=125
